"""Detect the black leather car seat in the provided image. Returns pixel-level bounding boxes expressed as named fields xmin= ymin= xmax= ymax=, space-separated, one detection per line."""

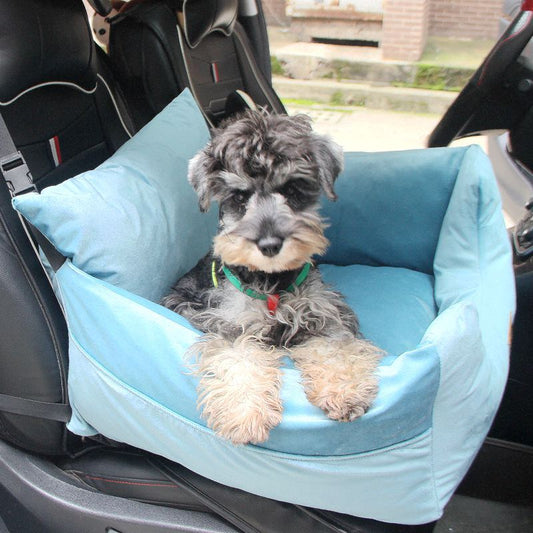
xmin=0 ymin=0 xmax=134 ymax=455
xmin=108 ymin=0 xmax=286 ymax=129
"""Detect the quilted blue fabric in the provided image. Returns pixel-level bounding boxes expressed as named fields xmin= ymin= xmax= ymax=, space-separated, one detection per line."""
xmin=14 ymin=107 xmax=515 ymax=524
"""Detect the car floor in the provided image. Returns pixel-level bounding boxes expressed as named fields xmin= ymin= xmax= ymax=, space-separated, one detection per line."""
xmin=435 ymin=494 xmax=533 ymax=532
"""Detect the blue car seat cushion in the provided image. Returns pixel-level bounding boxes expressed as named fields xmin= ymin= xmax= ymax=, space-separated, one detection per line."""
xmin=13 ymin=101 xmax=515 ymax=526
xmin=320 ymin=264 xmax=437 ymax=358
xmin=13 ymin=89 xmax=217 ymax=302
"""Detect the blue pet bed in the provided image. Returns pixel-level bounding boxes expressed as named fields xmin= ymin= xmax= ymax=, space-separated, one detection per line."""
xmin=13 ymin=90 xmax=515 ymax=525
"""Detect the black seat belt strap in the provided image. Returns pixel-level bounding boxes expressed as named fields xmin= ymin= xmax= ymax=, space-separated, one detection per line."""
xmin=27 ymin=221 xmax=67 ymax=272
xmin=0 ymin=111 xmax=70 ymax=422
xmin=0 ymin=111 xmax=66 ymax=272
xmin=0 ymin=392 xmax=71 ymax=423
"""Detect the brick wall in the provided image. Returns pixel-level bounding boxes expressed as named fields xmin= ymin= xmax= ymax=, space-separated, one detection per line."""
xmin=271 ymin=0 xmax=505 ymax=62
xmin=429 ymin=0 xmax=504 ymax=39
xmin=381 ymin=0 xmax=429 ymax=61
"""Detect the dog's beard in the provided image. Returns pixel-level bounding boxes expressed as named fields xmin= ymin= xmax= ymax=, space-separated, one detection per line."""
xmin=213 ymin=217 xmax=329 ymax=273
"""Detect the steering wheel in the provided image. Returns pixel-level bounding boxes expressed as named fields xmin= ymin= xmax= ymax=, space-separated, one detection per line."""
xmin=427 ymin=6 xmax=533 ymax=147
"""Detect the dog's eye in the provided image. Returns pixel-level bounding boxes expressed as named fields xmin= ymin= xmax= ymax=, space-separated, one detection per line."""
xmin=280 ymin=182 xmax=299 ymax=198
xmin=231 ymin=190 xmax=250 ymax=205
xmin=279 ymin=179 xmax=320 ymax=210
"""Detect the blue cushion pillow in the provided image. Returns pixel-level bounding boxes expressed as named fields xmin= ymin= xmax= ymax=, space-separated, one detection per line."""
xmin=13 ymin=89 xmax=217 ymax=302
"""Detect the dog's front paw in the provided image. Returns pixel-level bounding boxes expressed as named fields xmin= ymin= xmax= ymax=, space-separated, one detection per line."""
xmin=204 ymin=397 xmax=283 ymax=445
xmin=309 ymin=369 xmax=378 ymax=422
xmin=193 ymin=336 xmax=283 ymax=445
xmin=292 ymin=337 xmax=382 ymax=422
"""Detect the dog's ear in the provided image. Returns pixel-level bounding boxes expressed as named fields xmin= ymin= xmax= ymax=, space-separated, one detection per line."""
xmin=188 ymin=147 xmax=216 ymax=212
xmin=310 ymin=134 xmax=344 ymax=201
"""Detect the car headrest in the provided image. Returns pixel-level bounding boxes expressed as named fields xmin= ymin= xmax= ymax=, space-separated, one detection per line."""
xmin=0 ymin=0 xmax=98 ymax=104
xmin=182 ymin=0 xmax=238 ymax=49
xmin=86 ymin=0 xmax=112 ymax=16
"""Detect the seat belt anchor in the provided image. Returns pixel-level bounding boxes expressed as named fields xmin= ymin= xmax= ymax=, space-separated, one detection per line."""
xmin=0 ymin=151 xmax=36 ymax=196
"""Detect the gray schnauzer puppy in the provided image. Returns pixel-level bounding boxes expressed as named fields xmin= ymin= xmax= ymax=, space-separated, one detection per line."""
xmin=162 ymin=110 xmax=382 ymax=445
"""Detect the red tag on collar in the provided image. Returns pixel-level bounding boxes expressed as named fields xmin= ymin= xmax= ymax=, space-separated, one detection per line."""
xmin=267 ymin=294 xmax=280 ymax=315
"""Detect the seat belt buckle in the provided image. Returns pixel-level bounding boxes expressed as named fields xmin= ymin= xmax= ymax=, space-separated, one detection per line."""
xmin=0 ymin=151 xmax=36 ymax=196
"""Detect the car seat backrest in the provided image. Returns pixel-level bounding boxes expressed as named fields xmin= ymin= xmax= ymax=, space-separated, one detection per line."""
xmin=0 ymin=2 xmax=96 ymax=105
xmin=86 ymin=0 xmax=113 ymax=16
xmin=181 ymin=0 xmax=238 ymax=48
xmin=0 ymin=0 xmax=134 ymax=454
xmin=109 ymin=0 xmax=285 ymax=129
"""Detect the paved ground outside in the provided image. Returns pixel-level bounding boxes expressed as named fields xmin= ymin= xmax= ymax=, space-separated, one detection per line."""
xmin=283 ymin=102 xmax=487 ymax=153
xmin=267 ymin=25 xmax=490 ymax=153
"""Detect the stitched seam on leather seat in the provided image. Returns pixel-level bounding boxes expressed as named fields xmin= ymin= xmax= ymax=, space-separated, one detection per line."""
xmin=83 ymin=474 xmax=175 ymax=488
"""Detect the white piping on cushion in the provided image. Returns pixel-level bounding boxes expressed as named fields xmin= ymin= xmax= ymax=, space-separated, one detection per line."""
xmin=96 ymin=74 xmax=133 ymax=138
xmin=0 ymin=81 xmax=97 ymax=106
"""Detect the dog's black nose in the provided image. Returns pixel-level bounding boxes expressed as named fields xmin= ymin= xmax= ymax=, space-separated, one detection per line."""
xmin=257 ymin=236 xmax=283 ymax=257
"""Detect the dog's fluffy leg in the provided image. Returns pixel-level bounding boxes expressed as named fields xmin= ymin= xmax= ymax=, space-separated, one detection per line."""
xmin=290 ymin=337 xmax=382 ymax=422
xmin=190 ymin=335 xmax=283 ymax=445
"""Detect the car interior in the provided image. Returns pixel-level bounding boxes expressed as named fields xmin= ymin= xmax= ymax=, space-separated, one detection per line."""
xmin=108 ymin=0 xmax=286 ymax=129
xmin=0 ymin=1 xmax=532 ymax=532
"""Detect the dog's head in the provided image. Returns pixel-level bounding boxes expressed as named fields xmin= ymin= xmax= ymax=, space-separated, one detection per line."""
xmin=188 ymin=110 xmax=344 ymax=273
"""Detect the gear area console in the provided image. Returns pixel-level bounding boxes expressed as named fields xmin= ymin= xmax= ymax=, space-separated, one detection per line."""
xmin=513 ymin=197 xmax=533 ymax=259
xmin=490 ymin=199 xmax=533 ymax=448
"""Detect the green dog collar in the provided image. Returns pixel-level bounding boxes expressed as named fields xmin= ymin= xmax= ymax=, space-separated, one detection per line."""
xmin=211 ymin=260 xmax=312 ymax=314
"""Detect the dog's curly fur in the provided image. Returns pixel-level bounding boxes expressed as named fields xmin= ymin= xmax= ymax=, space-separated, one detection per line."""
xmin=162 ymin=110 xmax=382 ymax=445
